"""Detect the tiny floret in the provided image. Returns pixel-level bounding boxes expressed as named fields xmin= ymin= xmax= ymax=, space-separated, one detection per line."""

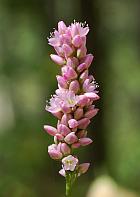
xmin=62 ymin=155 xmax=78 ymax=171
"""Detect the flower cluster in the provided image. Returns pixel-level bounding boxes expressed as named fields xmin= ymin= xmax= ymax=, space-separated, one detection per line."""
xmin=44 ymin=21 xmax=99 ymax=178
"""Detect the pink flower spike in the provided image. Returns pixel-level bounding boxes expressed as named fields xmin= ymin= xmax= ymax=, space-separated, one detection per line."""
xmin=69 ymin=80 xmax=80 ymax=94
xmin=57 ymin=124 xmax=71 ymax=136
xmin=56 ymin=75 xmax=68 ymax=89
xmin=59 ymin=169 xmax=66 ymax=177
xmin=78 ymin=118 xmax=90 ymax=129
xmin=84 ymin=92 xmax=100 ymax=100
xmin=62 ymin=155 xmax=78 ymax=171
xmin=44 ymin=125 xmax=57 ymax=136
xmin=68 ymin=119 xmax=79 ymax=128
xmin=84 ymin=108 xmax=99 ymax=119
xmin=78 ymin=163 xmax=90 ymax=174
xmin=79 ymin=137 xmax=93 ymax=146
xmin=58 ymin=21 xmax=67 ymax=34
xmin=72 ymin=35 xmax=82 ymax=47
xmin=64 ymin=132 xmax=78 ymax=144
xmin=45 ymin=21 xmax=100 ymax=180
xmin=61 ymin=143 xmax=71 ymax=155
xmin=50 ymin=54 xmax=65 ymax=65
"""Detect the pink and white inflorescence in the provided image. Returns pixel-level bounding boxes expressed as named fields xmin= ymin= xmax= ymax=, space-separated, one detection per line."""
xmin=44 ymin=21 xmax=99 ymax=177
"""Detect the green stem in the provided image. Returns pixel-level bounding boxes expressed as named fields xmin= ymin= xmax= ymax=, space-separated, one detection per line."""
xmin=66 ymin=176 xmax=71 ymax=197
xmin=65 ymin=172 xmax=77 ymax=197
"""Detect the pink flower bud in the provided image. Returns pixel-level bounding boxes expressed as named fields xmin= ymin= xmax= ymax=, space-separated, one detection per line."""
xmin=71 ymin=24 xmax=79 ymax=37
xmin=56 ymin=75 xmax=68 ymax=89
xmin=72 ymin=35 xmax=82 ymax=47
xmin=84 ymin=92 xmax=100 ymax=100
xmin=61 ymin=114 xmax=72 ymax=126
xmin=48 ymin=37 xmax=58 ymax=47
xmin=69 ymin=80 xmax=80 ymax=94
xmin=71 ymin=57 xmax=79 ymax=67
xmin=79 ymin=70 xmax=89 ymax=83
xmin=84 ymin=108 xmax=99 ymax=119
xmin=61 ymin=34 xmax=71 ymax=45
xmin=58 ymin=21 xmax=67 ymax=34
xmin=55 ymin=133 xmax=64 ymax=141
xmin=77 ymin=95 xmax=90 ymax=107
xmin=64 ymin=132 xmax=78 ymax=144
xmin=57 ymin=142 xmax=61 ymax=152
xmin=63 ymin=66 xmax=77 ymax=80
xmin=78 ymin=163 xmax=90 ymax=174
xmin=82 ymin=54 xmax=94 ymax=68
xmin=44 ymin=125 xmax=57 ymax=136
xmin=71 ymin=142 xmax=81 ymax=149
xmin=50 ymin=54 xmax=65 ymax=65
xmin=60 ymin=143 xmax=71 ymax=155
xmin=66 ymin=58 xmax=74 ymax=68
xmin=68 ymin=119 xmax=79 ymax=128
xmin=60 ymin=103 xmax=71 ymax=113
xmin=57 ymin=124 xmax=71 ymax=136
xmin=61 ymin=65 xmax=68 ymax=75
xmin=54 ymin=46 xmax=64 ymax=57
xmin=78 ymin=118 xmax=90 ymax=129
xmin=82 ymin=78 xmax=90 ymax=90
xmin=48 ymin=144 xmax=63 ymax=160
xmin=77 ymin=45 xmax=87 ymax=58
xmin=77 ymin=63 xmax=87 ymax=73
xmin=77 ymin=130 xmax=87 ymax=138
xmin=81 ymin=36 xmax=86 ymax=45
xmin=74 ymin=107 xmax=84 ymax=120
xmin=48 ymin=149 xmax=62 ymax=160
xmin=79 ymin=137 xmax=93 ymax=146
xmin=62 ymin=44 xmax=73 ymax=57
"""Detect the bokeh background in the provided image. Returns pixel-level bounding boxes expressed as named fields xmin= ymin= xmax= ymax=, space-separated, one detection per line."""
xmin=0 ymin=0 xmax=140 ymax=196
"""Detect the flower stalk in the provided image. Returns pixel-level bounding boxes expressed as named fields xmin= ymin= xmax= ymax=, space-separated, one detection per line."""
xmin=66 ymin=172 xmax=77 ymax=197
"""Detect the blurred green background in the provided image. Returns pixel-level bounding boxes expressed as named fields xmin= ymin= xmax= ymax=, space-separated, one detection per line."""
xmin=0 ymin=0 xmax=140 ymax=196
